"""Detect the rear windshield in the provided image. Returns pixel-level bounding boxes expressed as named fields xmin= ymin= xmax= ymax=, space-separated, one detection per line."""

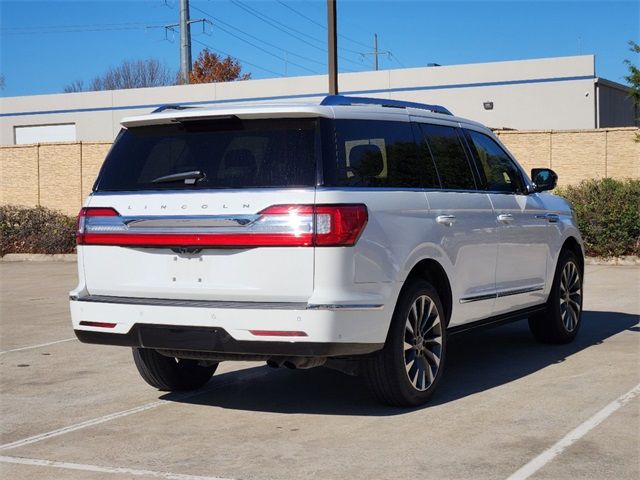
xmin=95 ymin=118 xmax=319 ymax=191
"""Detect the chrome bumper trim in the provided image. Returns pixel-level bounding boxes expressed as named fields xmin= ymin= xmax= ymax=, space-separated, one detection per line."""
xmin=70 ymin=295 xmax=384 ymax=311
xmin=306 ymin=303 xmax=384 ymax=311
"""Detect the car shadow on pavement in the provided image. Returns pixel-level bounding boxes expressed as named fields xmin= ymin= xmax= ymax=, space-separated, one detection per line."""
xmin=162 ymin=310 xmax=638 ymax=416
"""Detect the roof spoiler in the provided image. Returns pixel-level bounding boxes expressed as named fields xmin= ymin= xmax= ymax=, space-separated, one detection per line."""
xmin=151 ymin=105 xmax=196 ymax=113
xmin=320 ymin=95 xmax=452 ymax=115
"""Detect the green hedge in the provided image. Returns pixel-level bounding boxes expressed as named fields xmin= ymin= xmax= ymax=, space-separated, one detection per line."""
xmin=0 ymin=205 xmax=76 ymax=256
xmin=1 ymin=179 xmax=639 ymax=258
xmin=558 ymin=178 xmax=640 ymax=257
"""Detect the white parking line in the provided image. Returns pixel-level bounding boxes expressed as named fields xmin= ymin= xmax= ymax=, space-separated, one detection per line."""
xmin=0 ymin=337 xmax=76 ymax=355
xmin=0 ymin=367 xmax=269 ymax=452
xmin=507 ymin=382 xmax=640 ymax=480
xmin=0 ymin=455 xmax=233 ymax=480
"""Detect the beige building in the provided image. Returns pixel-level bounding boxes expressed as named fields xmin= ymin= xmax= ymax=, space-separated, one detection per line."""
xmin=1 ymin=54 xmax=636 ymax=145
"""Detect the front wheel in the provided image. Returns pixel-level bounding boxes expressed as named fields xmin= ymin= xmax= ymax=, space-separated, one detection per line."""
xmin=132 ymin=348 xmax=217 ymax=391
xmin=528 ymin=250 xmax=584 ymax=344
xmin=362 ymin=280 xmax=447 ymax=407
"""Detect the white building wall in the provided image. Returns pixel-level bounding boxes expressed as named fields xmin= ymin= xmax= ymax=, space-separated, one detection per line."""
xmin=0 ymin=55 xmax=602 ymax=144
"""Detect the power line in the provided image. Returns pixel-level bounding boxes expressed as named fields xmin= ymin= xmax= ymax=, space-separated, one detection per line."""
xmin=232 ymin=0 xmax=324 ymax=47
xmin=229 ymin=0 xmax=367 ymax=70
xmin=0 ymin=21 xmax=163 ymax=31
xmin=191 ymin=37 xmax=283 ymax=77
xmin=1 ymin=23 xmax=170 ymax=35
xmin=191 ymin=5 xmax=325 ymax=67
xmin=389 ymin=52 xmax=406 ymax=68
xmin=276 ymin=0 xmax=371 ymax=50
xmin=190 ymin=5 xmax=321 ymax=75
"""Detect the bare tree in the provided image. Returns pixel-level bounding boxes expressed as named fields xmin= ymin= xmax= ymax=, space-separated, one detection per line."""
xmin=63 ymin=59 xmax=175 ymax=92
xmin=63 ymin=79 xmax=85 ymax=93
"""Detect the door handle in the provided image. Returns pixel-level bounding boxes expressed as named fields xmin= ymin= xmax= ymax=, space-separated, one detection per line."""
xmin=436 ymin=215 xmax=457 ymax=226
xmin=497 ymin=213 xmax=514 ymax=223
xmin=535 ymin=213 xmax=559 ymax=223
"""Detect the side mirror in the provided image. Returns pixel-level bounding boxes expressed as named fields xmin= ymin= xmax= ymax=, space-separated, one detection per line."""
xmin=531 ymin=168 xmax=558 ymax=192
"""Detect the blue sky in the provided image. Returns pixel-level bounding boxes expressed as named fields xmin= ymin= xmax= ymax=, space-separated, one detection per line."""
xmin=1 ymin=0 xmax=638 ymax=97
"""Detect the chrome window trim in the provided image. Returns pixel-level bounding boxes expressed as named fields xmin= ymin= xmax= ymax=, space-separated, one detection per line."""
xmin=92 ymin=187 xmax=317 ymax=196
xmin=316 ymin=187 xmax=487 ymax=194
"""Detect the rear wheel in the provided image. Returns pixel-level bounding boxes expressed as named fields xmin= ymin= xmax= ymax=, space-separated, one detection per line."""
xmin=132 ymin=348 xmax=217 ymax=391
xmin=528 ymin=250 xmax=583 ymax=344
xmin=362 ymin=280 xmax=446 ymax=407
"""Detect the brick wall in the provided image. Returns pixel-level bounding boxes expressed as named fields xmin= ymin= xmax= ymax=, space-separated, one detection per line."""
xmin=1 ymin=128 xmax=638 ymax=216
xmin=495 ymin=127 xmax=639 ymax=185
xmin=0 ymin=141 xmax=111 ymax=216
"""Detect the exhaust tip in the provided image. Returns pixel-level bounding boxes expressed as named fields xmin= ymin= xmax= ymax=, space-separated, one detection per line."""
xmin=266 ymin=359 xmax=282 ymax=369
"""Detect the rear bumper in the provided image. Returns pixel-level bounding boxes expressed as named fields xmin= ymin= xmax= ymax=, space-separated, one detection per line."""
xmin=74 ymin=325 xmax=380 ymax=357
xmin=70 ymin=295 xmax=389 ymax=356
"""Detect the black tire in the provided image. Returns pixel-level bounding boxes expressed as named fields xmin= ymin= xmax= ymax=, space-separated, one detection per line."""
xmin=528 ymin=250 xmax=583 ymax=344
xmin=362 ymin=280 xmax=447 ymax=407
xmin=132 ymin=348 xmax=217 ymax=391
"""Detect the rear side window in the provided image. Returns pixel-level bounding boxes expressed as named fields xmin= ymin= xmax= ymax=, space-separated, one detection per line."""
xmin=95 ymin=118 xmax=318 ymax=191
xmin=418 ymin=123 xmax=476 ymax=190
xmin=323 ymin=120 xmax=439 ymax=188
xmin=465 ymin=130 xmax=526 ymax=194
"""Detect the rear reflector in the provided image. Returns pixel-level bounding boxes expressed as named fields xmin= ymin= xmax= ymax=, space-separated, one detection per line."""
xmin=249 ymin=330 xmax=308 ymax=337
xmin=79 ymin=321 xmax=117 ymax=328
xmin=76 ymin=204 xmax=367 ymax=248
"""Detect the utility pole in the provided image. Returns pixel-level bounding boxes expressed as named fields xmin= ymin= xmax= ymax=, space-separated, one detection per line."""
xmin=179 ymin=0 xmax=192 ymax=84
xmin=327 ymin=0 xmax=338 ymax=95
xmin=374 ymin=33 xmax=378 ymax=71
xmin=153 ymin=1 xmax=208 ymax=84
xmin=362 ymin=33 xmax=391 ymax=71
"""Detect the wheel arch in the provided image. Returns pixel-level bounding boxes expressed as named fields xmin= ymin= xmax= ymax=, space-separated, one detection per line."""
xmin=560 ymin=236 xmax=585 ymax=273
xmin=401 ymin=258 xmax=453 ymax=327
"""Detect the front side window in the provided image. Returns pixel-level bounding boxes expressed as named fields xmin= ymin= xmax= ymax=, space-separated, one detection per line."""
xmin=418 ymin=123 xmax=477 ymax=190
xmin=323 ymin=120 xmax=439 ymax=188
xmin=466 ymin=130 xmax=525 ymax=194
xmin=95 ymin=118 xmax=318 ymax=191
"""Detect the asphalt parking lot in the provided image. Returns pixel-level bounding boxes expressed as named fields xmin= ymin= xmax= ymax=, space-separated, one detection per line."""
xmin=0 ymin=261 xmax=638 ymax=480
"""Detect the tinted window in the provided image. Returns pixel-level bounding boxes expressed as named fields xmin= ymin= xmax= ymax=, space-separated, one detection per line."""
xmin=419 ymin=124 xmax=476 ymax=190
xmin=95 ymin=118 xmax=318 ymax=191
xmin=323 ymin=120 xmax=439 ymax=188
xmin=466 ymin=130 xmax=525 ymax=193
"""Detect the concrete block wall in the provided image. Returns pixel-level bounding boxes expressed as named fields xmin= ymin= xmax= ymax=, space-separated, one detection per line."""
xmin=496 ymin=127 xmax=639 ymax=186
xmin=0 ymin=141 xmax=111 ymax=216
xmin=1 ymin=128 xmax=638 ymax=216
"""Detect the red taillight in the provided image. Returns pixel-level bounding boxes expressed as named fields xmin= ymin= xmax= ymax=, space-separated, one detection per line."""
xmin=79 ymin=321 xmax=117 ymax=328
xmin=76 ymin=204 xmax=367 ymax=248
xmin=76 ymin=207 xmax=120 ymax=245
xmin=249 ymin=330 xmax=308 ymax=337
xmin=314 ymin=204 xmax=368 ymax=246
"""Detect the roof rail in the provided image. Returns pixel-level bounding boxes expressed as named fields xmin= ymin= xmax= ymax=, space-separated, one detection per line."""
xmin=320 ymin=95 xmax=452 ymax=115
xmin=151 ymin=105 xmax=195 ymax=113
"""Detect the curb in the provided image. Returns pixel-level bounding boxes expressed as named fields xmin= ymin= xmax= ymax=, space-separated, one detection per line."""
xmin=1 ymin=253 xmax=639 ymax=265
xmin=584 ymin=256 xmax=640 ymax=266
xmin=0 ymin=254 xmax=77 ymax=262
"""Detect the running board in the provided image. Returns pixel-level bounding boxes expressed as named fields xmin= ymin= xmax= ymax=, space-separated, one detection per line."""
xmin=447 ymin=304 xmax=546 ymax=335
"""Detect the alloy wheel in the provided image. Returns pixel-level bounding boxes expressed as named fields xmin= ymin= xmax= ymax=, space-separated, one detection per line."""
xmin=559 ymin=261 xmax=582 ymax=332
xmin=403 ymin=295 xmax=443 ymax=391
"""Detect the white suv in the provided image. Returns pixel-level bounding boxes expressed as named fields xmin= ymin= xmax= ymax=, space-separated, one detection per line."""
xmin=70 ymin=96 xmax=584 ymax=406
